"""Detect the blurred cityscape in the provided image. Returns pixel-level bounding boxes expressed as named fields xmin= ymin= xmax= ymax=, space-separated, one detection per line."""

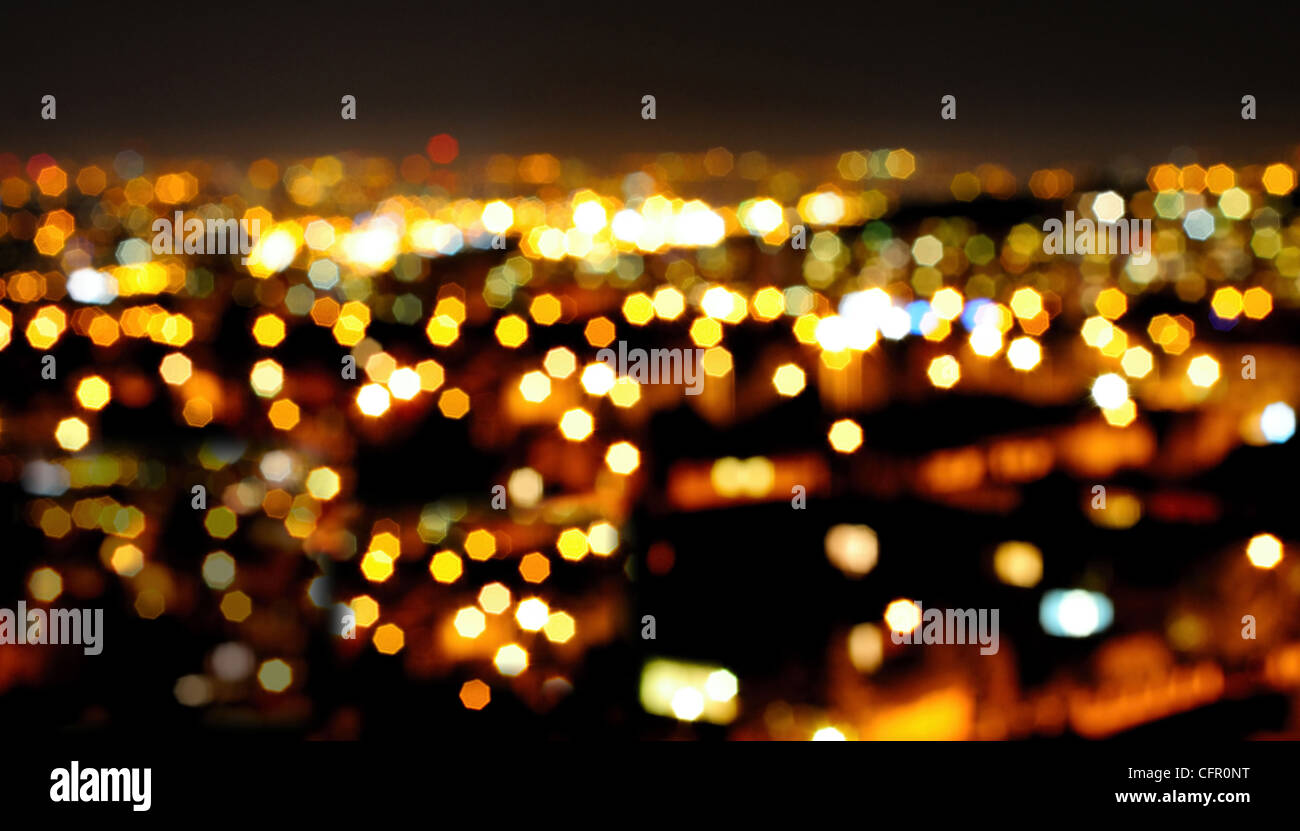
xmin=2 ymin=138 xmax=1300 ymax=739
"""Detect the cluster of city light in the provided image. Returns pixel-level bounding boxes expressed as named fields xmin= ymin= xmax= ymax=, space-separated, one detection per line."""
xmin=12 ymin=142 xmax=1300 ymax=740
xmin=639 ymin=659 xmax=739 ymax=724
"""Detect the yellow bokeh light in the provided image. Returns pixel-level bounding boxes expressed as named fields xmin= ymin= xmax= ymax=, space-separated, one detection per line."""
xmin=202 ymin=551 xmax=237 ymax=590
xmin=887 ymin=149 xmax=916 ymax=178
xmin=792 ymin=313 xmax=819 ymax=345
xmin=689 ymin=317 xmax=723 ymax=348
xmin=333 ymin=301 xmax=371 ymax=346
xmin=494 ymin=644 xmax=528 ymax=676
xmin=305 ymin=467 xmax=341 ymax=500
xmin=772 ymin=363 xmax=806 ymax=396
xmin=931 ymin=287 xmax=964 ymax=321
xmin=1219 ymin=187 xmax=1251 ymax=220
xmin=1120 ymin=346 xmax=1154 ymax=379
xmin=1091 ymin=373 xmax=1129 ymax=409
xmin=1094 ymin=287 xmax=1127 ymax=320
xmin=827 ymin=419 xmax=863 ymax=453
xmin=1186 ymin=354 xmax=1220 ymax=388
xmin=580 ymin=362 xmax=616 ymax=396
xmin=1081 ymin=316 xmax=1115 ymax=349
xmin=588 ymin=521 xmax=619 ymax=555
xmin=352 ymin=595 xmax=380 ymax=627
xmin=544 ymin=611 xmax=576 ymax=643
xmin=55 ymin=417 xmax=90 ymax=451
xmin=111 ymin=543 xmax=144 ymax=577
xmin=927 ymin=355 xmax=961 ymax=389
xmin=1009 ymin=287 xmax=1042 ymax=319
xmin=544 ymin=347 xmax=577 ymax=379
xmin=701 ymin=346 xmax=732 ymax=377
xmin=530 ymin=294 xmax=562 ymax=325
xmin=605 ymin=441 xmax=641 ymax=474
xmin=969 ymin=325 xmax=1003 ymax=358
xmin=387 ymin=367 xmax=421 ymax=401
xmin=495 ymin=314 xmax=529 ymax=348
xmin=701 ymin=286 xmax=737 ymax=319
xmin=360 ymin=550 xmax=395 ymax=582
xmin=478 ymin=582 xmax=512 ymax=614
xmin=745 ymin=198 xmax=784 ymax=234
xmin=652 ymin=287 xmax=686 ymax=321
xmin=425 ymin=314 xmax=460 ymax=347
xmin=159 ymin=352 xmax=193 ymax=385
xmin=369 ymin=531 xmax=400 ymax=560
xmin=519 ymin=370 xmax=551 ymax=402
xmin=252 ymin=314 xmax=286 ymax=347
xmin=429 ymin=550 xmax=463 ymax=583
xmin=559 ymin=408 xmax=594 ymax=441
xmin=304 ymin=219 xmax=335 ymax=250
xmin=1262 ymin=163 xmax=1296 ymax=196
xmin=482 ymin=200 xmax=514 ymax=234
xmin=434 ymin=296 xmax=466 ymax=324
xmin=454 ymin=606 xmax=486 ymax=638
xmin=1006 ymin=337 xmax=1041 ymax=371
xmin=365 ymin=351 xmax=398 ymax=385
xmin=249 ymin=358 xmax=284 ymax=398
xmin=573 ymin=200 xmax=607 ymax=233
xmin=416 ymin=359 xmax=445 ymax=392
xmin=609 ymin=376 xmax=641 ymax=408
xmin=1102 ymin=399 xmax=1138 ymax=428
xmin=751 ymin=287 xmax=785 ymax=320
xmin=1210 ymin=287 xmax=1243 ymax=320
xmin=556 ymin=528 xmax=589 ymax=561
xmin=1246 ymin=533 xmax=1283 ymax=569
xmin=623 ymin=292 xmax=655 ymax=325
xmin=356 ymin=383 xmax=391 ymax=417
xmin=993 ymin=542 xmax=1043 ymax=588
xmin=884 ymin=599 xmax=921 ymax=634
xmin=75 ymin=376 xmax=112 ymax=410
xmin=464 ymin=529 xmax=496 ymax=561
xmin=26 ymin=306 xmax=66 ymax=350
xmin=515 ymin=598 xmax=550 ymax=631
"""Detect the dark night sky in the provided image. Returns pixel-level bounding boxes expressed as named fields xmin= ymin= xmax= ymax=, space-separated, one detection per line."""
xmin=2 ymin=1 xmax=1300 ymax=167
